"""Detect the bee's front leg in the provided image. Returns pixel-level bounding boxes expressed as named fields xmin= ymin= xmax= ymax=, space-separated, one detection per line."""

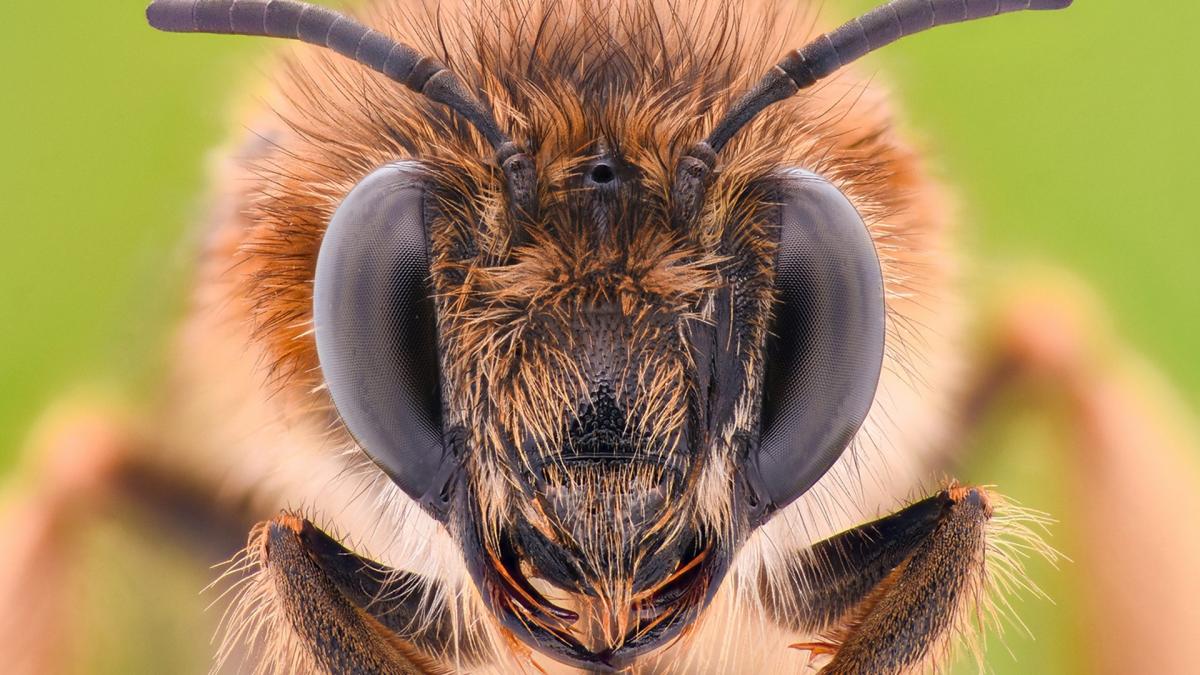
xmin=763 ymin=485 xmax=996 ymax=674
xmin=238 ymin=513 xmax=475 ymax=675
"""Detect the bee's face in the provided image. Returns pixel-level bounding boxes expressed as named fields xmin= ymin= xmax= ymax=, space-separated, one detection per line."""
xmin=307 ymin=86 xmax=886 ymax=663
xmin=428 ymin=134 xmax=763 ymax=663
xmin=311 ymin=106 xmax=775 ymax=662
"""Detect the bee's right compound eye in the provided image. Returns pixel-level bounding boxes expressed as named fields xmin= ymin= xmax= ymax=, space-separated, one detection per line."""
xmin=748 ymin=170 xmax=886 ymax=519
xmin=312 ymin=163 xmax=452 ymax=515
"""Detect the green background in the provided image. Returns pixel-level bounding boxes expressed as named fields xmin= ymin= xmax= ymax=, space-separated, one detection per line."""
xmin=1 ymin=1 xmax=1197 ymax=672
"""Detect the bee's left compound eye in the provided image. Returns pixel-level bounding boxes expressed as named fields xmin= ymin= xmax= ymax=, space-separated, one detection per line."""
xmin=748 ymin=170 xmax=886 ymax=519
xmin=313 ymin=163 xmax=451 ymax=514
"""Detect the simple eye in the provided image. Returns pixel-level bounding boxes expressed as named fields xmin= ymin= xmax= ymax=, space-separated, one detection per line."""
xmin=750 ymin=170 xmax=886 ymax=517
xmin=587 ymin=162 xmax=617 ymax=185
xmin=312 ymin=162 xmax=450 ymax=512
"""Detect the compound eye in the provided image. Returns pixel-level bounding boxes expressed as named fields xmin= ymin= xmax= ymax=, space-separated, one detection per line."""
xmin=313 ymin=162 xmax=448 ymax=512
xmin=751 ymin=170 xmax=886 ymax=515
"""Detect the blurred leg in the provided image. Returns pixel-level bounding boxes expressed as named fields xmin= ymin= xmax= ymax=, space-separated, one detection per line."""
xmin=0 ymin=402 xmax=132 ymax=674
xmin=0 ymin=399 xmax=254 ymax=674
xmin=956 ymin=275 xmax=1200 ymax=674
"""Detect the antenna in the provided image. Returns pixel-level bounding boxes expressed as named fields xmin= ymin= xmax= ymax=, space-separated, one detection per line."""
xmin=146 ymin=0 xmax=537 ymax=217
xmin=672 ymin=0 xmax=1073 ymax=224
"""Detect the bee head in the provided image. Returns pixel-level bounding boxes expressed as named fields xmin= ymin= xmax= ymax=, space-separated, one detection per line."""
xmin=148 ymin=0 xmax=1072 ymax=667
xmin=307 ymin=81 xmax=882 ymax=666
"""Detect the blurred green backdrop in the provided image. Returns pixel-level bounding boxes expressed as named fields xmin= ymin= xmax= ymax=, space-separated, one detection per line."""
xmin=1 ymin=1 xmax=1197 ymax=673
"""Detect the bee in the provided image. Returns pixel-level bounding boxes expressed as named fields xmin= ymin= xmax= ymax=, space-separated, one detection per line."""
xmin=5 ymin=0 xmax=1200 ymax=673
